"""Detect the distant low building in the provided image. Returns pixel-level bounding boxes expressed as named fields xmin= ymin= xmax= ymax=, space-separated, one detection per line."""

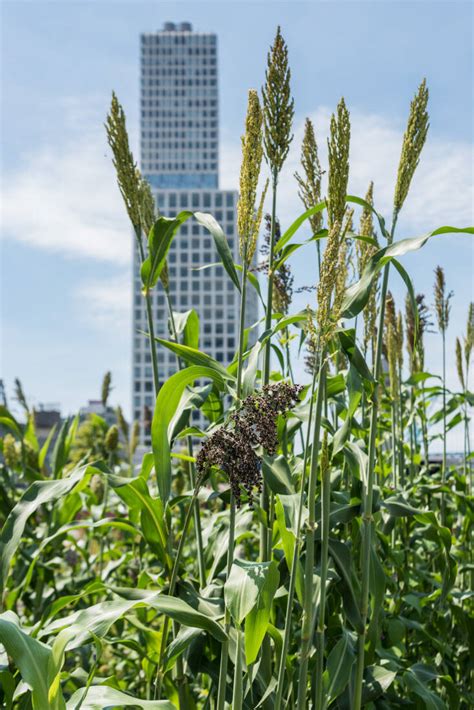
xmin=34 ymin=405 xmax=61 ymax=447
xmin=79 ymin=400 xmax=116 ymax=427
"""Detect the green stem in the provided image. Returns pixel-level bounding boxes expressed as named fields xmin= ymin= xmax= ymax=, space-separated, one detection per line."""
xmin=165 ymin=288 xmax=206 ymax=587
xmin=232 ymin=624 xmax=243 ymax=710
xmin=154 ymin=477 xmax=204 ymax=699
xmin=274 ymin=350 xmax=320 ymax=710
xmin=315 ymin=429 xmax=330 ymax=710
xmin=135 ymin=226 xmax=160 ymax=396
xmin=297 ymin=354 xmax=327 ymax=709
xmin=216 ymin=495 xmax=236 ymax=710
xmin=353 ymin=260 xmax=391 ymax=710
xmin=260 ymin=175 xmax=278 ymax=564
xmin=236 ymin=260 xmax=248 ymax=400
xmin=441 ymin=329 xmax=447 ymax=525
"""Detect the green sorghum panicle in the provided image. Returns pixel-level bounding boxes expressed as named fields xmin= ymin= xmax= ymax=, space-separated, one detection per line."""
xmin=317 ymin=220 xmax=341 ymax=343
xmin=262 ymin=26 xmax=294 ymax=178
xmin=456 ymin=337 xmax=465 ymax=390
xmin=14 ymin=378 xmax=29 ymax=414
xmin=357 ymin=182 xmax=380 ymax=355
xmin=130 ymin=420 xmax=140 ymax=457
xmin=116 ymin=405 xmax=129 ymax=441
xmin=101 ymin=371 xmax=112 ymax=408
xmin=105 ymin=92 xmax=141 ymax=229
xmin=465 ymin=302 xmax=474 ymax=373
xmin=237 ymin=90 xmax=266 ymax=266
xmin=393 ymin=79 xmax=429 ymax=216
xmin=105 ymin=424 xmax=119 ymax=452
xmin=138 ymin=172 xmax=157 ymax=236
xmin=333 ymin=209 xmax=354 ymax=317
xmin=327 ymin=97 xmax=351 ymax=228
xmin=434 ymin=265 xmax=452 ymax=334
xmin=396 ymin=311 xmax=404 ymax=372
xmin=2 ymin=433 xmax=19 ymax=469
xmin=385 ymin=292 xmax=399 ymax=397
xmin=295 ymin=118 xmax=323 ymax=234
xmin=405 ymin=292 xmax=431 ymax=372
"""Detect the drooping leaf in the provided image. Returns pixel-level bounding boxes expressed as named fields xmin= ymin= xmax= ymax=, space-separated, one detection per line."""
xmin=244 ymin=561 xmax=279 ymax=665
xmin=194 ymin=211 xmax=241 ymax=291
xmin=141 ymin=212 xmax=193 ymax=293
xmin=66 ymin=686 xmax=175 ymax=710
xmin=151 ymin=366 xmax=227 ymax=503
xmin=342 ymin=226 xmax=474 ymax=318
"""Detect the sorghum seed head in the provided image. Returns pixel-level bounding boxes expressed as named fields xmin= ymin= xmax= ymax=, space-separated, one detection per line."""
xmin=385 ymin=292 xmax=399 ymax=397
xmin=327 ymin=97 xmax=351 ymax=228
xmin=2 ymin=433 xmax=19 ymax=469
xmin=196 ymin=382 xmax=302 ymax=507
xmin=116 ymin=405 xmax=129 ymax=441
xmin=238 ymin=90 xmax=265 ymax=266
xmin=456 ymin=337 xmax=465 ymax=390
xmin=394 ymin=79 xmax=429 ymax=215
xmin=295 ymin=118 xmax=323 ymax=235
xmin=434 ymin=266 xmax=452 ymax=333
xmin=262 ymin=26 xmax=294 ymax=177
xmin=101 ymin=371 xmax=112 ymax=408
xmin=105 ymin=424 xmax=119 ymax=452
xmin=105 ymin=92 xmax=141 ymax=229
xmin=138 ymin=172 xmax=157 ymax=237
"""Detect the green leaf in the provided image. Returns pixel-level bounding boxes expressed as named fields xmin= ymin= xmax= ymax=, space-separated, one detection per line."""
xmin=0 ymin=406 xmax=22 ymax=438
xmin=337 ymin=329 xmax=373 ymax=383
xmin=0 ymin=611 xmax=66 ymax=710
xmin=274 ymin=200 xmax=327 ymax=252
xmin=262 ymin=455 xmax=295 ymax=495
xmin=154 ymin=339 xmax=235 ymax=382
xmin=41 ymin=589 xmax=226 ymax=647
xmin=172 ymin=309 xmax=200 ymax=350
xmin=342 ymin=226 xmax=474 ymax=318
xmin=244 ymin=562 xmax=279 ymax=665
xmin=194 ymin=211 xmax=241 ymax=291
xmin=325 ymin=632 xmax=355 ymax=704
xmin=225 ymin=559 xmax=276 ymax=625
xmin=328 ymin=540 xmax=363 ymax=632
xmin=66 ymin=687 xmax=175 ymax=709
xmin=0 ymin=463 xmax=99 ymax=593
xmin=333 ymin=366 xmax=363 ymax=455
xmin=108 ymin=474 xmax=169 ymax=567
xmin=362 ymin=665 xmax=397 ymax=703
xmin=151 ymin=366 xmax=227 ymax=503
xmin=275 ymin=494 xmax=305 ymax=604
xmin=141 ymin=212 xmax=193 ymax=293
xmin=403 ymin=667 xmax=446 ymax=710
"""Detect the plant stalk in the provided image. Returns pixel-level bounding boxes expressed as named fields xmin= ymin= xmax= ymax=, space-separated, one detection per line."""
xmin=274 ymin=346 xmax=320 ymax=710
xmin=297 ymin=354 xmax=327 ymax=709
xmin=353 ymin=260 xmax=391 ymax=710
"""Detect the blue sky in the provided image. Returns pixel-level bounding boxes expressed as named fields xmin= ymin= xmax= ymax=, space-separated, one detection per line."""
xmin=1 ymin=1 xmax=473 ymax=448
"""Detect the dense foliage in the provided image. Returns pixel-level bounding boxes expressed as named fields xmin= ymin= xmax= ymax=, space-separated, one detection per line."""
xmin=1 ymin=28 xmax=473 ymax=710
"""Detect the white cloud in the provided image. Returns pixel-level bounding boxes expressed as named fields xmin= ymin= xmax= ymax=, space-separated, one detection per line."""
xmin=1 ymin=100 xmax=134 ymax=265
xmin=75 ymin=273 xmax=131 ymax=331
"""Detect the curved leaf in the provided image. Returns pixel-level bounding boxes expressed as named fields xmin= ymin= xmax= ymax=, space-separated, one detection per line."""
xmin=194 ymin=211 xmax=241 ymax=291
xmin=151 ymin=366 xmax=227 ymax=503
xmin=342 ymin=226 xmax=474 ymax=318
xmin=66 ymin=686 xmax=175 ymax=709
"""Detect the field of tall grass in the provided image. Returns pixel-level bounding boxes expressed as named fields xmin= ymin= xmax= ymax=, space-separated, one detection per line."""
xmin=0 ymin=27 xmax=473 ymax=710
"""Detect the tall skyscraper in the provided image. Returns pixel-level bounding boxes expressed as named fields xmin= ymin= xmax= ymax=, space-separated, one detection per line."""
xmin=133 ymin=22 xmax=258 ymax=447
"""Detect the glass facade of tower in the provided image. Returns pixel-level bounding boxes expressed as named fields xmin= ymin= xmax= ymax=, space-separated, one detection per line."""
xmin=133 ymin=22 xmax=258 ymax=447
